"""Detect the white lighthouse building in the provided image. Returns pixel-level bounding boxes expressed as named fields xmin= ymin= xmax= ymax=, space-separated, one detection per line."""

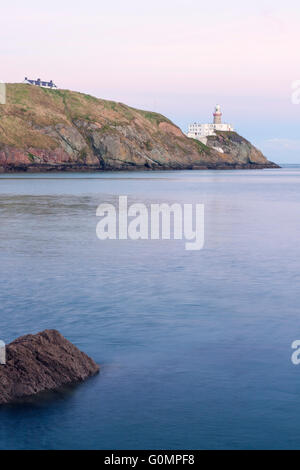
xmin=187 ymin=105 xmax=234 ymax=144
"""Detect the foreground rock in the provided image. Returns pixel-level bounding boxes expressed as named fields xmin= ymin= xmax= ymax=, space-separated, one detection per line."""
xmin=0 ymin=84 xmax=278 ymax=172
xmin=0 ymin=329 xmax=99 ymax=404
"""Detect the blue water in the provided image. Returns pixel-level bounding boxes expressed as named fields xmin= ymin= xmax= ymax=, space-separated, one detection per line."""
xmin=0 ymin=167 xmax=300 ymax=449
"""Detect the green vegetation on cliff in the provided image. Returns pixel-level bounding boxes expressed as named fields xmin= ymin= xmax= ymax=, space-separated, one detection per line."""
xmin=0 ymin=84 xmax=277 ymax=172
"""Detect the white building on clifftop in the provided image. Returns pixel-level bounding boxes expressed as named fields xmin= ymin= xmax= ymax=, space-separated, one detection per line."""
xmin=187 ymin=105 xmax=234 ymax=143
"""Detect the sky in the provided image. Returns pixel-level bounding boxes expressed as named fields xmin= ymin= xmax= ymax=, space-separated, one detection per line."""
xmin=1 ymin=0 xmax=300 ymax=163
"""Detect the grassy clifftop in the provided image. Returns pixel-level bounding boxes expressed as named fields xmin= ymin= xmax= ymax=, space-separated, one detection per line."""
xmin=1 ymin=84 xmax=172 ymax=149
xmin=0 ymin=84 xmax=277 ymax=172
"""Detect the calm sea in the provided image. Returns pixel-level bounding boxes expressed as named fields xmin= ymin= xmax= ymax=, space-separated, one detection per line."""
xmin=0 ymin=166 xmax=300 ymax=449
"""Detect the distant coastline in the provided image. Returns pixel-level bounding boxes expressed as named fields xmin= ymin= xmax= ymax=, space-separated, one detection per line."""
xmin=0 ymin=84 xmax=279 ymax=173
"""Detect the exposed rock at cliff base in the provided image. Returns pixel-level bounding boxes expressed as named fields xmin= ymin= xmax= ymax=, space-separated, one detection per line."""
xmin=0 ymin=84 xmax=279 ymax=172
xmin=0 ymin=329 xmax=99 ymax=404
xmin=205 ymin=131 xmax=277 ymax=167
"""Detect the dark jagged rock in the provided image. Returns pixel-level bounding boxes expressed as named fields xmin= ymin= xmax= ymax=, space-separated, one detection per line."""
xmin=0 ymin=329 xmax=99 ymax=404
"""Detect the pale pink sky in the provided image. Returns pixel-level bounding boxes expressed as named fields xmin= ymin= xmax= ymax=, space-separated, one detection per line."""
xmin=1 ymin=0 xmax=300 ymax=162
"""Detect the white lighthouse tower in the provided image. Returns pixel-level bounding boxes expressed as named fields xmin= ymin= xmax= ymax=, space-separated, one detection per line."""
xmin=187 ymin=104 xmax=234 ymax=143
xmin=213 ymin=104 xmax=222 ymax=124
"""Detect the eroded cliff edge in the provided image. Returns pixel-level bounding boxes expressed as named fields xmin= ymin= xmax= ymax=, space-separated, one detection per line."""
xmin=205 ymin=131 xmax=275 ymax=167
xmin=0 ymin=329 xmax=99 ymax=404
xmin=0 ymin=84 xmax=278 ymax=172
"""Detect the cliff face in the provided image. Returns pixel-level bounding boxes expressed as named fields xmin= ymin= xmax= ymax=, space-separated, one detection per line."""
xmin=0 ymin=84 xmax=278 ymax=172
xmin=0 ymin=330 xmax=99 ymax=404
xmin=205 ymin=131 xmax=273 ymax=167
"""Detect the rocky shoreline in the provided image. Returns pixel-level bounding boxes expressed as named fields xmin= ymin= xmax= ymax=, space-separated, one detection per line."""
xmin=0 ymin=161 xmax=279 ymax=173
xmin=0 ymin=165 xmax=279 ymax=173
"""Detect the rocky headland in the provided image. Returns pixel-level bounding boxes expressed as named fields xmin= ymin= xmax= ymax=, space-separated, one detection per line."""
xmin=0 ymin=329 xmax=99 ymax=404
xmin=205 ymin=131 xmax=274 ymax=167
xmin=0 ymin=84 xmax=278 ymax=172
